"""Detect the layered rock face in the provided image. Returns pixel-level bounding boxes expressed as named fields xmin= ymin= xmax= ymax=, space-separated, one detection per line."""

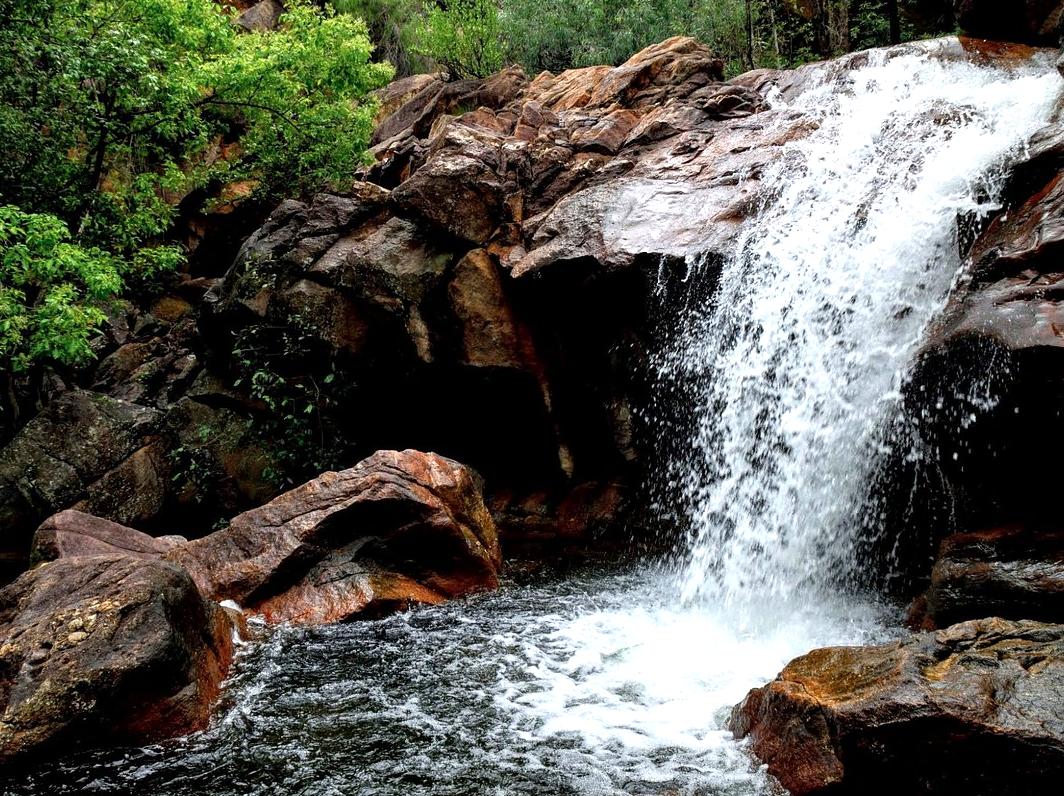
xmin=0 ymin=446 xmax=498 ymax=764
xmin=731 ymin=618 xmax=1064 ymax=795
xmin=0 ymin=555 xmax=235 ymax=765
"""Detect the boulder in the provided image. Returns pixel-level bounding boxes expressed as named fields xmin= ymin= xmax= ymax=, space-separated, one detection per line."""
xmin=235 ymin=0 xmax=285 ymax=33
xmin=30 ymin=510 xmax=183 ymax=565
xmin=913 ymin=527 xmax=1064 ymax=628
xmin=955 ymin=1 xmax=1064 ymax=44
xmin=167 ymin=450 xmax=502 ymax=624
xmin=731 ymin=618 xmax=1064 ymax=795
xmin=0 ymin=555 xmax=235 ymax=765
xmin=0 ymin=391 xmax=167 ymax=571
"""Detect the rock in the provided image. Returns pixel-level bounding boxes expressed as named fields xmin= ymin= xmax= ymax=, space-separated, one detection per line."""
xmin=0 ymin=391 xmax=166 ymax=571
xmin=0 ymin=555 xmax=234 ymax=765
xmin=913 ymin=527 xmax=1064 ymax=628
xmin=30 ymin=510 xmax=182 ymax=565
xmin=731 ymin=618 xmax=1064 ymax=795
xmin=955 ymin=1 xmax=1064 ymax=44
xmin=235 ymin=0 xmax=285 ymax=33
xmin=167 ymin=450 xmax=502 ymax=624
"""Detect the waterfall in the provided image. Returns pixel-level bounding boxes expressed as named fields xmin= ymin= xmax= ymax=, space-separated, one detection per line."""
xmin=663 ymin=46 xmax=1063 ymax=616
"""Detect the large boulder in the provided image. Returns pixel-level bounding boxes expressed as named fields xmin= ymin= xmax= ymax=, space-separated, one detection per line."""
xmin=0 ymin=391 xmax=168 ymax=572
xmin=730 ymin=618 xmax=1064 ymax=795
xmin=0 ymin=555 xmax=235 ymax=765
xmin=955 ymin=1 xmax=1064 ymax=44
xmin=167 ymin=449 xmax=502 ymax=624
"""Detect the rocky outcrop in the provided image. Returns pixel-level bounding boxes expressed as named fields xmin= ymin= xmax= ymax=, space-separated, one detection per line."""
xmin=911 ymin=527 xmax=1064 ymax=629
xmin=167 ymin=449 xmax=502 ymax=624
xmin=234 ymin=0 xmax=285 ymax=33
xmin=30 ymin=510 xmax=184 ymax=565
xmin=955 ymin=0 xmax=1064 ymax=44
xmin=0 ymin=555 xmax=235 ymax=766
xmin=0 ymin=391 xmax=168 ymax=572
xmin=731 ymin=618 xmax=1064 ymax=795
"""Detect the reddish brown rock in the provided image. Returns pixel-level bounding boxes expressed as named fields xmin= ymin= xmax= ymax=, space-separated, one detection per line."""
xmin=30 ymin=510 xmax=183 ymax=565
xmin=167 ymin=450 xmax=502 ymax=624
xmin=731 ymin=618 xmax=1064 ymax=795
xmin=235 ymin=0 xmax=284 ymax=32
xmin=885 ymin=115 xmax=1064 ymax=590
xmin=0 ymin=555 xmax=234 ymax=765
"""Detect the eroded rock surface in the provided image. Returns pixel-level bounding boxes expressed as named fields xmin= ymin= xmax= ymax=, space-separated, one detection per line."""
xmin=168 ymin=449 xmax=502 ymax=624
xmin=30 ymin=510 xmax=184 ymax=565
xmin=0 ymin=555 xmax=234 ymax=766
xmin=731 ymin=618 xmax=1064 ymax=795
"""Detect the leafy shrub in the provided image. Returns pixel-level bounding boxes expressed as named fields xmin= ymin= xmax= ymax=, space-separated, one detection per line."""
xmin=412 ymin=0 xmax=504 ymax=78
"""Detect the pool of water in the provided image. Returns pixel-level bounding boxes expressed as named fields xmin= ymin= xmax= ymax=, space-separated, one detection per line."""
xmin=2 ymin=564 xmax=899 ymax=796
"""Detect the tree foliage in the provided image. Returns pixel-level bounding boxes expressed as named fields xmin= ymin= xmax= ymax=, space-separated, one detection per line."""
xmin=0 ymin=0 xmax=392 ymax=378
xmin=0 ymin=206 xmax=124 ymax=373
xmin=411 ymin=0 xmax=504 ymax=78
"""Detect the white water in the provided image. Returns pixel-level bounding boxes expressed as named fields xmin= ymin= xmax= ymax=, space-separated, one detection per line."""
xmin=664 ymin=47 xmax=1062 ymax=618
xmin=7 ymin=43 xmax=1062 ymax=796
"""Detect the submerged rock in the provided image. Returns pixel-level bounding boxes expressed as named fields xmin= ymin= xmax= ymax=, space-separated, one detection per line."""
xmin=730 ymin=618 xmax=1064 ymax=795
xmin=168 ymin=449 xmax=502 ymax=624
xmin=0 ymin=555 xmax=235 ymax=766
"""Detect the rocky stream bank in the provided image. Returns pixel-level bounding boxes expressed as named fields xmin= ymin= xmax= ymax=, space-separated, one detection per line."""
xmin=3 ymin=1 xmax=1064 ymax=790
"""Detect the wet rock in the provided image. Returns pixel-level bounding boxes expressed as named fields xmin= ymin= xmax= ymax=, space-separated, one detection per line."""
xmin=731 ymin=618 xmax=1064 ymax=795
xmin=955 ymin=0 xmax=1064 ymax=44
xmin=880 ymin=116 xmax=1064 ymax=590
xmin=30 ymin=510 xmax=183 ymax=565
xmin=913 ymin=527 xmax=1064 ymax=628
xmin=0 ymin=555 xmax=234 ymax=765
xmin=0 ymin=392 xmax=166 ymax=570
xmin=167 ymin=450 xmax=502 ymax=624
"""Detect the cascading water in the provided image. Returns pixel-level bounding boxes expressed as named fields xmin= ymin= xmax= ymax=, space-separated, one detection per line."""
xmin=665 ymin=46 xmax=1063 ymax=620
xmin=4 ymin=42 xmax=1061 ymax=796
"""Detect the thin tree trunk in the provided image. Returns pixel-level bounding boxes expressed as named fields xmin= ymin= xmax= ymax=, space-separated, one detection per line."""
xmin=745 ymin=0 xmax=755 ymax=69
xmin=886 ymin=0 xmax=902 ymax=44
xmin=768 ymin=0 xmax=781 ymax=62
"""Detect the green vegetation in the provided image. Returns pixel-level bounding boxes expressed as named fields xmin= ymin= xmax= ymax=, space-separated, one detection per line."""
xmin=0 ymin=206 xmax=125 ymax=373
xmin=0 ymin=0 xmax=390 ymax=382
xmin=336 ymin=1 xmax=955 ymax=78
xmin=413 ymin=0 xmax=504 ymax=78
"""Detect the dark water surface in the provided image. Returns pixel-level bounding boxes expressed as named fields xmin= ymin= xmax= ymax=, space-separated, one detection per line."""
xmin=1 ymin=565 xmax=895 ymax=796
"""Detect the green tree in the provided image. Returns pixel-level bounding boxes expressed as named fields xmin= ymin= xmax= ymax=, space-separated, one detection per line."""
xmin=0 ymin=0 xmax=392 ymax=426
xmin=0 ymin=206 xmax=123 ymax=374
xmin=332 ymin=0 xmax=429 ymax=76
xmin=413 ymin=0 xmax=504 ymax=78
xmin=0 ymin=0 xmax=392 ymax=256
